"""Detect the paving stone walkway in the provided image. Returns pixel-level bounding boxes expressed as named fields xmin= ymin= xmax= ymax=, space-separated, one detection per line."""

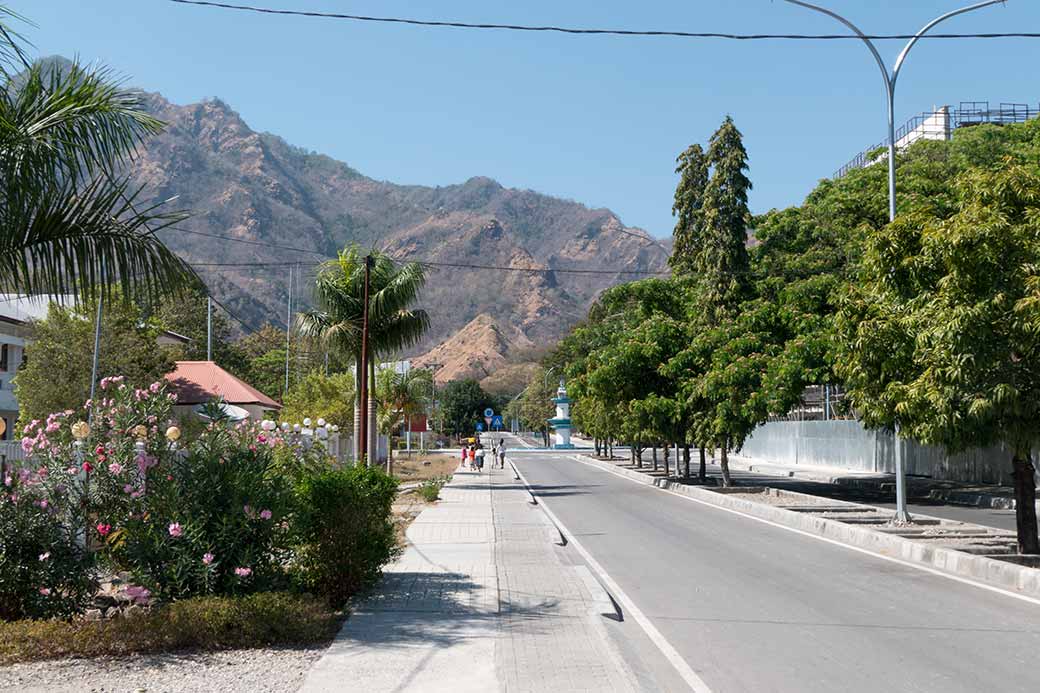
xmin=300 ymin=463 xmax=638 ymax=693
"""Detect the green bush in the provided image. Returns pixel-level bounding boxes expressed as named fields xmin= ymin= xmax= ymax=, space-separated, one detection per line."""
xmin=292 ymin=466 xmax=400 ymax=606
xmin=0 ymin=592 xmax=340 ymax=665
xmin=0 ymin=494 xmax=95 ymax=621
xmin=416 ymin=477 xmax=448 ymax=502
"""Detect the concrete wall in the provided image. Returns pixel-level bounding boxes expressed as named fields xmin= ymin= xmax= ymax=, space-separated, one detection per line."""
xmin=739 ymin=420 xmax=1015 ymax=485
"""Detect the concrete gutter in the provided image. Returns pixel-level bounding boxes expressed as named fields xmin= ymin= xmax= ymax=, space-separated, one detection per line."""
xmin=572 ymin=454 xmax=1040 ymax=601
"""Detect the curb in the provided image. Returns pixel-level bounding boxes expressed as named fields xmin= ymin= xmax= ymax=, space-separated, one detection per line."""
xmin=571 ymin=454 xmax=1040 ymax=602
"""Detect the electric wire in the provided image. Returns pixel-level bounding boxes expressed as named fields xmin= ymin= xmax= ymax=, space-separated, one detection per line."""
xmin=166 ymin=0 xmax=1032 ymax=41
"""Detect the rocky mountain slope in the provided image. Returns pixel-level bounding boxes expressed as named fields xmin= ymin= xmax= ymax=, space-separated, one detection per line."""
xmin=122 ymin=84 xmax=670 ymax=377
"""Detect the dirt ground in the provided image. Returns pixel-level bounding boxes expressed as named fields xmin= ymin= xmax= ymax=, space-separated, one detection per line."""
xmin=391 ymin=453 xmax=459 ymax=482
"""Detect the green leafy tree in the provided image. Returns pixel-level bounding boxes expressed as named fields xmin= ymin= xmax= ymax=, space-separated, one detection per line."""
xmin=669 ymin=143 xmax=709 ymax=276
xmin=280 ymin=370 xmax=355 ymax=431
xmin=153 ymin=288 xmax=248 ymax=373
xmin=14 ymin=299 xmax=175 ymax=424
xmin=0 ymin=8 xmax=196 ymax=301
xmin=836 ymin=163 xmax=1040 ymax=553
xmin=438 ymin=379 xmax=493 ymax=439
xmin=698 ymin=116 xmax=752 ymax=321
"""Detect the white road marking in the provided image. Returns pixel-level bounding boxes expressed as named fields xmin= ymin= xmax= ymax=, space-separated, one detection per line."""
xmin=567 ymin=454 xmax=1040 ymax=609
xmin=511 ymin=460 xmax=714 ymax=693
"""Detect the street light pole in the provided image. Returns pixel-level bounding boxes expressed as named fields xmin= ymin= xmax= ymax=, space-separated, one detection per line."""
xmin=782 ymin=0 xmax=1007 ymax=523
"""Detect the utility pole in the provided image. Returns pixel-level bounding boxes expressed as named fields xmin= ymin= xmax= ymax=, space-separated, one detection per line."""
xmin=284 ymin=264 xmax=293 ymax=397
xmin=781 ymin=0 xmax=1007 ymax=524
xmin=357 ymin=255 xmax=374 ymax=465
xmin=206 ymin=296 xmax=213 ymax=362
xmin=88 ymin=293 xmax=103 ymax=409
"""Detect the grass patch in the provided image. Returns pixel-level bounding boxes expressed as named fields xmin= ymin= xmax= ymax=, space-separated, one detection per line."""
xmin=0 ymin=592 xmax=343 ymax=666
xmin=416 ymin=477 xmax=449 ymax=503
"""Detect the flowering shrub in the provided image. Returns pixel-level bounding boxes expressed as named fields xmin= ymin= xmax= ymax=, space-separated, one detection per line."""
xmin=106 ymin=418 xmax=297 ymax=599
xmin=0 ymin=493 xmax=94 ymax=620
xmin=3 ymin=375 xmax=398 ymax=621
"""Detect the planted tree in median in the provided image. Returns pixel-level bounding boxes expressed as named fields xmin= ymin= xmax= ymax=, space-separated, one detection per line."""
xmin=836 ymin=163 xmax=1040 ymax=553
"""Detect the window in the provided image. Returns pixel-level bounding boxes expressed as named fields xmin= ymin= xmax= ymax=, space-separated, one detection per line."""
xmin=0 ymin=344 xmax=7 ymax=372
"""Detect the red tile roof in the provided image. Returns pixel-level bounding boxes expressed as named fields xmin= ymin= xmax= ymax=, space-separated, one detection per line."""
xmin=165 ymin=361 xmax=281 ymax=409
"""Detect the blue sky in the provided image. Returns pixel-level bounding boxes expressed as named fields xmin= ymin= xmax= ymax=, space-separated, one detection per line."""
xmin=10 ymin=1 xmax=1040 ymax=237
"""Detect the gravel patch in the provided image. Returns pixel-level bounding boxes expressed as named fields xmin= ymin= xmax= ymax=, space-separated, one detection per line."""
xmin=0 ymin=646 xmax=327 ymax=693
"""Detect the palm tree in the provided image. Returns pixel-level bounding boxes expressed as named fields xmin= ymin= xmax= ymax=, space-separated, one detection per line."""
xmin=297 ymin=245 xmax=430 ymax=464
xmin=0 ymin=7 xmax=197 ymax=301
xmin=376 ymin=366 xmax=433 ymax=473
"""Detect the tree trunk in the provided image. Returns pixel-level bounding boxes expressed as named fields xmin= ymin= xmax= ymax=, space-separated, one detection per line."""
xmin=683 ymin=444 xmax=691 ymax=479
xmin=636 ymin=443 xmax=644 ymax=468
xmin=652 ymin=445 xmax=658 ymax=472
xmin=720 ymin=443 xmax=732 ymax=487
xmin=353 ymin=355 xmax=363 ymax=464
xmin=368 ymin=358 xmax=377 ymax=466
xmin=698 ymin=446 xmax=707 ymax=483
xmin=594 ymin=438 xmax=601 ymax=456
xmin=663 ymin=444 xmax=670 ymax=477
xmin=1012 ymin=449 xmax=1040 ymax=554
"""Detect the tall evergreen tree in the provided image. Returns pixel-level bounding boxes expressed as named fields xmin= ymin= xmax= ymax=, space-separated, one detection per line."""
xmin=699 ymin=116 xmax=752 ymax=322
xmin=669 ymin=144 xmax=708 ymax=276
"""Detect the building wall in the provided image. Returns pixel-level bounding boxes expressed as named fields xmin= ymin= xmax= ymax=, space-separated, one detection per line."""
xmin=738 ymin=420 xmax=1015 ymax=485
xmin=0 ymin=321 xmax=31 ymax=440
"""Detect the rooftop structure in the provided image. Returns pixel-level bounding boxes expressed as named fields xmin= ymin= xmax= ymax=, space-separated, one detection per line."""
xmin=835 ymin=101 xmax=1039 ymax=179
xmin=165 ymin=360 xmax=281 ymax=419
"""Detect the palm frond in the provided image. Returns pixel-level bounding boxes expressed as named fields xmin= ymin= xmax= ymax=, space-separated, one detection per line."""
xmin=0 ymin=174 xmax=199 ymax=301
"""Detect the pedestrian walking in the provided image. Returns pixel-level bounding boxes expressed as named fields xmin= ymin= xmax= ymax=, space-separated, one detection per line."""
xmin=468 ymin=445 xmax=476 ymax=470
xmin=498 ymin=446 xmax=506 ymax=469
xmin=461 ymin=444 xmax=469 ymax=470
xmin=475 ymin=444 xmax=485 ymax=472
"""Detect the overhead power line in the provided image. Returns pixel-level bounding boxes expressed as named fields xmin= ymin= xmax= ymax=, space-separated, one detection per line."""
xmin=172 ymin=228 xmax=327 ymax=256
xmin=167 ymin=0 xmax=1034 ymax=41
xmin=188 ymin=258 xmax=670 ymax=276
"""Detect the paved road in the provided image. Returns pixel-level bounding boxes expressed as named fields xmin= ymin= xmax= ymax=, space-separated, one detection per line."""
xmin=506 ymin=439 xmax=1040 ymax=693
xmin=511 ymin=434 xmax=1024 ymax=533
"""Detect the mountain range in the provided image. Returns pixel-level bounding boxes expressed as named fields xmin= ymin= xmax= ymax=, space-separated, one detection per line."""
xmin=116 ymin=69 xmax=671 ymax=386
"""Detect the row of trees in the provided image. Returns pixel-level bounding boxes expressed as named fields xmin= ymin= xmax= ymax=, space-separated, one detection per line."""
xmin=540 ymin=115 xmax=1040 ymax=554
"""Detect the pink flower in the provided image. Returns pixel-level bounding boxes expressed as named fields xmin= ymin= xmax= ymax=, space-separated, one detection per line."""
xmin=259 ymin=509 xmax=272 ymax=520
xmin=123 ymin=484 xmax=134 ymax=494
xmin=125 ymin=585 xmax=150 ymax=604
xmin=38 ymin=587 xmax=51 ymax=596
xmin=168 ymin=522 xmax=183 ymax=538
xmin=81 ymin=462 xmax=93 ymax=474
xmin=108 ymin=462 xmax=124 ymax=475
xmin=202 ymin=553 xmax=215 ymax=565
xmin=96 ymin=523 xmax=112 ymax=536
xmin=149 ymin=382 xmax=161 ymax=393
xmin=234 ymin=567 xmax=252 ymax=578
xmin=243 ymin=505 xmax=255 ymax=519
xmin=2 ymin=475 xmax=11 ymax=487
xmin=38 ymin=552 xmax=50 ymax=562
xmin=20 ymin=437 xmax=33 ymax=454
xmin=45 ymin=421 xmax=60 ymax=433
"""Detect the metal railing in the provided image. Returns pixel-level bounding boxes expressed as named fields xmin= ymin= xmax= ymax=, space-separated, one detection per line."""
xmin=835 ymin=101 xmax=1040 ymax=178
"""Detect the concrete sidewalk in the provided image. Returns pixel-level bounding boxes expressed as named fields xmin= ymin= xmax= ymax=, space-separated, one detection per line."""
xmin=300 ymin=465 xmax=638 ymax=693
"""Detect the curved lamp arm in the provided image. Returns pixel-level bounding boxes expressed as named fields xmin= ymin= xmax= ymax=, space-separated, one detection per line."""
xmin=782 ymin=0 xmax=890 ymax=96
xmin=892 ymin=1 xmax=1007 ymax=87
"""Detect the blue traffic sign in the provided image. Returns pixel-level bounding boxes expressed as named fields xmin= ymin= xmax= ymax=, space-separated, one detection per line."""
xmin=483 ymin=407 xmax=495 ymax=418
xmin=475 ymin=422 xmax=485 ymax=431
xmin=490 ymin=415 xmax=504 ymax=430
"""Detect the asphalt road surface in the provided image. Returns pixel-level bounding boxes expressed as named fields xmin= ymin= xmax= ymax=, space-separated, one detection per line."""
xmin=505 ymin=438 xmax=1040 ymax=693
